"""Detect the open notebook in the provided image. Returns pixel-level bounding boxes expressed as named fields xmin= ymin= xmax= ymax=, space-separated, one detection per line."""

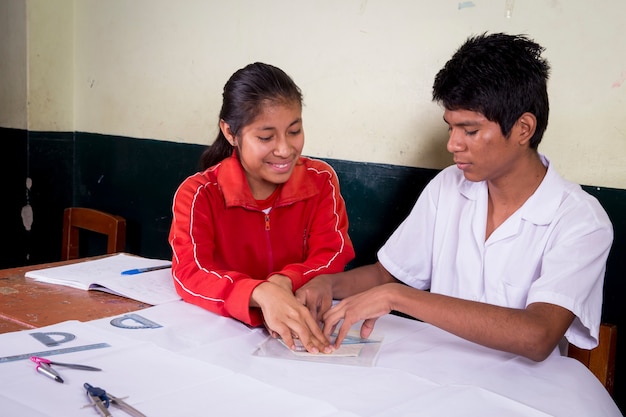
xmin=25 ymin=253 xmax=181 ymax=305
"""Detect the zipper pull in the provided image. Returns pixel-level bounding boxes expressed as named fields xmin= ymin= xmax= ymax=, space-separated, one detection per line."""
xmin=264 ymin=213 xmax=270 ymax=231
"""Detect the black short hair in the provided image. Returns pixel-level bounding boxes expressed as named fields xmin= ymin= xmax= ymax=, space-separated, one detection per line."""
xmin=432 ymin=33 xmax=550 ymax=148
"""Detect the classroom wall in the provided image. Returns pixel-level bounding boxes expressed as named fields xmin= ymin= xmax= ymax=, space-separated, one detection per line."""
xmin=0 ymin=0 xmax=27 ymax=129
xmin=15 ymin=0 xmax=626 ymax=189
xmin=27 ymin=0 xmax=74 ymax=132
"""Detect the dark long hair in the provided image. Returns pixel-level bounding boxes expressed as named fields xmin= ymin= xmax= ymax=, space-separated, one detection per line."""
xmin=199 ymin=62 xmax=303 ymax=170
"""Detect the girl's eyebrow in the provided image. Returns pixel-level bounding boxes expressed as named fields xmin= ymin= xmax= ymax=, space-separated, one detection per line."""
xmin=256 ymin=118 xmax=302 ymax=131
xmin=289 ymin=118 xmax=302 ymax=128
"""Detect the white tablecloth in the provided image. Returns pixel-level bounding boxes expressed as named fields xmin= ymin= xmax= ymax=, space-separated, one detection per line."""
xmin=0 ymin=301 xmax=621 ymax=417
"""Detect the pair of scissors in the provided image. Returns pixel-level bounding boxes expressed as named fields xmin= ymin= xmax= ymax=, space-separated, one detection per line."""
xmin=30 ymin=356 xmax=101 ymax=383
xmin=84 ymin=383 xmax=147 ymax=417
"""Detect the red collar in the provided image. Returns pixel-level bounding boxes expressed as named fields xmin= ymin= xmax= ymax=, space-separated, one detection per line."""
xmin=217 ymin=153 xmax=318 ymax=209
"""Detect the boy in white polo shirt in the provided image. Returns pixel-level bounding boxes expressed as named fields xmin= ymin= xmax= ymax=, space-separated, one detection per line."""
xmin=298 ymin=33 xmax=613 ymax=361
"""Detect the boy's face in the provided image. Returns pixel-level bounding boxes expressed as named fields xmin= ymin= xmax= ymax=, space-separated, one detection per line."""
xmin=443 ymin=108 xmax=524 ymax=184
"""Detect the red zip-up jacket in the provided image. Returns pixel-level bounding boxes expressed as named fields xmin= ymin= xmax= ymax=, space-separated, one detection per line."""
xmin=169 ymin=153 xmax=355 ymax=326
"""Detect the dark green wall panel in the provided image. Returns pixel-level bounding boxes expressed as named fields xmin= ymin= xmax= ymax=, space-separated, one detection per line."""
xmin=27 ymin=131 xmax=74 ymax=264
xmin=0 ymin=128 xmax=29 ymax=268
xmin=328 ymin=159 xmax=437 ymax=268
xmin=73 ymin=133 xmax=205 ymax=260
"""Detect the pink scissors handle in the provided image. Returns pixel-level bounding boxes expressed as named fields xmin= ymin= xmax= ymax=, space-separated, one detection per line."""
xmin=30 ymin=356 xmax=51 ymax=365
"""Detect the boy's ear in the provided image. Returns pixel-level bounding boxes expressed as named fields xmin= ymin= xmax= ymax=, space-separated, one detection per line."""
xmin=516 ymin=112 xmax=537 ymax=146
xmin=219 ymin=120 xmax=237 ymax=146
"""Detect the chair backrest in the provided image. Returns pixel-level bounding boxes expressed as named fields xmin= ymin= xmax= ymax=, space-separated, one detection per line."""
xmin=61 ymin=207 xmax=126 ymax=260
xmin=567 ymin=322 xmax=617 ymax=396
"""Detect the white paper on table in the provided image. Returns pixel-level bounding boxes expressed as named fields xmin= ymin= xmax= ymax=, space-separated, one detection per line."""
xmin=254 ymin=330 xmax=383 ymax=366
xmin=88 ymin=301 xmax=267 ymax=355
xmin=0 ymin=320 xmax=341 ymax=417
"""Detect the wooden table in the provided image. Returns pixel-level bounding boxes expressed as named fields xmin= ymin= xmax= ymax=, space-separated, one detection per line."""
xmin=0 ymin=256 xmax=150 ymax=334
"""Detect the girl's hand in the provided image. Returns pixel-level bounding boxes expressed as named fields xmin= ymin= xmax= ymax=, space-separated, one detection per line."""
xmin=252 ymin=279 xmax=332 ymax=354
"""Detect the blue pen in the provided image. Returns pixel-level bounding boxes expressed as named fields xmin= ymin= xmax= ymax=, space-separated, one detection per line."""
xmin=121 ymin=265 xmax=171 ymax=275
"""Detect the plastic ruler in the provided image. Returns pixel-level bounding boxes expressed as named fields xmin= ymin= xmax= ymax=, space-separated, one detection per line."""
xmin=0 ymin=342 xmax=111 ymax=364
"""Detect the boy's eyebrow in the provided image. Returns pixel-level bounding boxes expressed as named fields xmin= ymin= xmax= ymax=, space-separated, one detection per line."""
xmin=442 ymin=115 xmax=482 ymax=127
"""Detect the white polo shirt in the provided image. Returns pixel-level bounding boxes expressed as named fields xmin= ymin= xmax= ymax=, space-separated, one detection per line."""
xmin=378 ymin=155 xmax=613 ymax=349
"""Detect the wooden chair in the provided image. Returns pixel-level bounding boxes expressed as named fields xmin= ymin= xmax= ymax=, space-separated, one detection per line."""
xmin=61 ymin=207 xmax=126 ymax=260
xmin=568 ymin=322 xmax=617 ymax=396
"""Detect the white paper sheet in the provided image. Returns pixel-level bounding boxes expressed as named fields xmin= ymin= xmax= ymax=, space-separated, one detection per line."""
xmin=7 ymin=302 xmax=620 ymax=417
xmin=0 ymin=320 xmax=340 ymax=417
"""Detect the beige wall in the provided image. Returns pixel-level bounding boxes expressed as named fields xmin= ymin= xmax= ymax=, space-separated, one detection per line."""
xmin=0 ymin=0 xmax=27 ymax=129
xmin=7 ymin=0 xmax=626 ymax=188
xmin=27 ymin=0 xmax=74 ymax=131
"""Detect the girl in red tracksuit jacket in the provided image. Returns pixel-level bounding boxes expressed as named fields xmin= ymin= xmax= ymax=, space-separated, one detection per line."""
xmin=169 ymin=63 xmax=355 ymax=354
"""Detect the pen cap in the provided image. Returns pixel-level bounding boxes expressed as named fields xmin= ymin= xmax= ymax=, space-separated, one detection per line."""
xmin=36 ymin=362 xmax=64 ymax=383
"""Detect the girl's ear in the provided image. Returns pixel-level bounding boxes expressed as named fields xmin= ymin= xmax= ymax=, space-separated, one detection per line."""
xmin=219 ymin=120 xmax=237 ymax=146
xmin=516 ymin=112 xmax=537 ymax=146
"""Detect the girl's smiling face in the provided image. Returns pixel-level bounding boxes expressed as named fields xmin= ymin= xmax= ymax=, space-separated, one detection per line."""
xmin=221 ymin=100 xmax=304 ymax=200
